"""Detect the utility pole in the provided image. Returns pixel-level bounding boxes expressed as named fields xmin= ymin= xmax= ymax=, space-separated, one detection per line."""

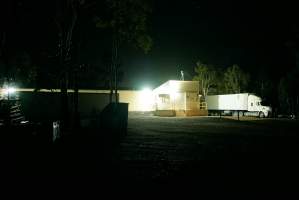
xmin=180 ymin=70 xmax=184 ymax=81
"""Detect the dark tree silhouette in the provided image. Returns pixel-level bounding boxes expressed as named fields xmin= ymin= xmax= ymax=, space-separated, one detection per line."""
xmin=224 ymin=64 xmax=250 ymax=94
xmin=95 ymin=0 xmax=153 ymax=102
xmin=192 ymin=61 xmax=217 ymax=100
xmin=54 ymin=0 xmax=86 ymax=129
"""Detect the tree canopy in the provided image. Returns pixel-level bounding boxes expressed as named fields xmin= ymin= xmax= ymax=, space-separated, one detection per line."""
xmin=224 ymin=64 xmax=250 ymax=94
xmin=192 ymin=61 xmax=216 ymax=99
xmin=94 ymin=0 xmax=153 ymax=54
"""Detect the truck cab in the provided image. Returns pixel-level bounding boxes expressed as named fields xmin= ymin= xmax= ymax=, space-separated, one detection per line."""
xmin=247 ymin=94 xmax=271 ymax=117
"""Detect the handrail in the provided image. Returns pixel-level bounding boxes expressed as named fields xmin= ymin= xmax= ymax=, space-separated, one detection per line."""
xmin=200 ymin=102 xmax=207 ymax=110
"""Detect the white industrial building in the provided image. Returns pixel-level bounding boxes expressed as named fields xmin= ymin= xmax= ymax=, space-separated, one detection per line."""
xmin=152 ymin=80 xmax=207 ymax=116
xmin=2 ymin=80 xmax=208 ymax=119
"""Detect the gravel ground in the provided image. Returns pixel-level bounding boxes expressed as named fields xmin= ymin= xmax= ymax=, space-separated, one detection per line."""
xmin=116 ymin=115 xmax=299 ymax=182
xmin=2 ymin=115 xmax=299 ymax=185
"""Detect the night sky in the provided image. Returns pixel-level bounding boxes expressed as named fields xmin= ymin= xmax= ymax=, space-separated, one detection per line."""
xmin=1 ymin=0 xmax=298 ymax=89
xmin=127 ymin=0 xmax=297 ymax=89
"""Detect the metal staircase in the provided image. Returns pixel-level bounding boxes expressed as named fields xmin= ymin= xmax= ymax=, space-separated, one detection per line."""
xmin=0 ymin=100 xmax=25 ymax=126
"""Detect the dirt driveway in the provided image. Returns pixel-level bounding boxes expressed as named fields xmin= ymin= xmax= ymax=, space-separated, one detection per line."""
xmin=121 ymin=115 xmax=298 ymax=160
xmin=115 ymin=115 xmax=299 ymax=181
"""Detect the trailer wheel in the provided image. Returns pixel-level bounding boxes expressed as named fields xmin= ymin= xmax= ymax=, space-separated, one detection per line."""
xmin=232 ymin=111 xmax=238 ymax=117
xmin=259 ymin=111 xmax=265 ymax=118
xmin=240 ymin=111 xmax=244 ymax=117
xmin=267 ymin=111 xmax=271 ymax=118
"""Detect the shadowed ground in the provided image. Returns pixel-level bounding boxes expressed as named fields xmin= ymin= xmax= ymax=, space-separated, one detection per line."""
xmin=1 ymin=115 xmax=299 ymax=186
xmin=117 ymin=115 xmax=299 ymax=183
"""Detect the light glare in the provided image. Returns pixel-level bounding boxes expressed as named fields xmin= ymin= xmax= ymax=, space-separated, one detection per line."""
xmin=139 ymin=87 xmax=154 ymax=111
xmin=7 ymin=87 xmax=16 ymax=94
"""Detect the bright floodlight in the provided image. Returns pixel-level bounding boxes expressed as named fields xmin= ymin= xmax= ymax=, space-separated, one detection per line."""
xmin=142 ymin=87 xmax=152 ymax=94
xmin=139 ymin=87 xmax=154 ymax=111
xmin=7 ymin=87 xmax=16 ymax=94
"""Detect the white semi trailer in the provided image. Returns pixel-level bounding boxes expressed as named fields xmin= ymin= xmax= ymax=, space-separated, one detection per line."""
xmin=206 ymin=93 xmax=272 ymax=118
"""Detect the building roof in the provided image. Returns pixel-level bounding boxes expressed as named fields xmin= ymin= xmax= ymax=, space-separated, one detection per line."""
xmin=153 ymin=80 xmax=199 ymax=94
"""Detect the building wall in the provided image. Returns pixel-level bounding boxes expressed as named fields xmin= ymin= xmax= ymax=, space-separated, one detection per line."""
xmin=153 ymin=80 xmax=207 ymax=116
xmin=154 ymin=92 xmax=188 ymax=111
xmin=17 ymin=89 xmax=154 ymax=120
xmin=174 ymin=92 xmax=186 ymax=111
xmin=186 ymin=93 xmax=200 ymax=111
xmin=20 ymin=92 xmax=62 ymax=121
xmin=13 ymin=81 xmax=203 ymax=120
xmin=119 ymin=90 xmax=154 ymax=112
xmin=155 ymin=94 xmax=171 ymax=110
xmin=153 ymin=80 xmax=200 ymax=112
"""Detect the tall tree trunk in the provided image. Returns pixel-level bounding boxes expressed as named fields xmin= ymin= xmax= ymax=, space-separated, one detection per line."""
xmin=115 ymin=65 xmax=118 ymax=102
xmin=109 ymin=64 xmax=113 ymax=103
xmin=74 ymin=69 xmax=79 ymax=128
xmin=0 ymin=32 xmax=5 ymax=58
xmin=61 ymin=74 xmax=69 ymax=129
xmin=56 ymin=0 xmax=78 ymax=130
xmin=111 ymin=28 xmax=119 ymax=103
xmin=114 ymin=35 xmax=119 ymax=103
